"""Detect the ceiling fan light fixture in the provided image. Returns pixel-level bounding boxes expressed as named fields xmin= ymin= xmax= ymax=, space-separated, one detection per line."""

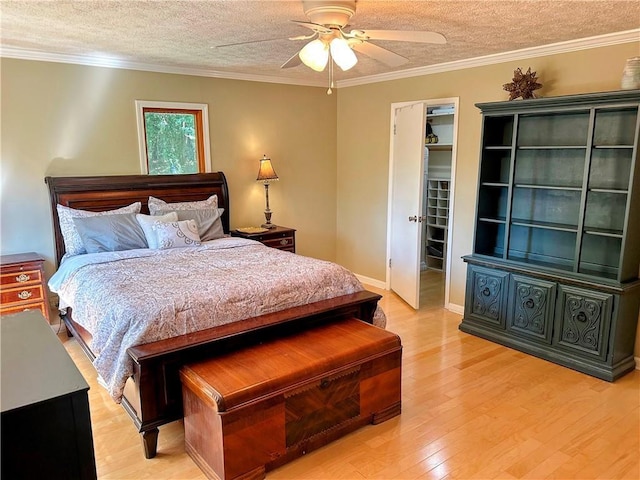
xmin=329 ymin=37 xmax=357 ymax=71
xmin=299 ymin=39 xmax=329 ymax=72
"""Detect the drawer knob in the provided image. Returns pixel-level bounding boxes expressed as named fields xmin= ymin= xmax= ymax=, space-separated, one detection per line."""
xmin=280 ymin=239 xmax=289 ymax=246
xmin=18 ymin=290 xmax=33 ymax=300
xmin=320 ymin=379 xmax=331 ymax=389
xmin=482 ymin=287 xmax=491 ymax=297
xmin=16 ymin=273 xmax=31 ymax=283
xmin=576 ymin=312 xmax=587 ymax=322
xmin=525 ymin=298 xmax=535 ymax=309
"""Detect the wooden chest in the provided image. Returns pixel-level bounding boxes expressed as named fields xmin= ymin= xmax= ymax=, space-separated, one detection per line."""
xmin=180 ymin=318 xmax=402 ymax=480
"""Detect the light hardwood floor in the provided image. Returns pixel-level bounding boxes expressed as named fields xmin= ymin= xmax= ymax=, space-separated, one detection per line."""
xmin=57 ymin=271 xmax=639 ymax=479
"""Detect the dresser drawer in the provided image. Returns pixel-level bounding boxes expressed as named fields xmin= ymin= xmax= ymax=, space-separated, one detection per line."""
xmin=0 ymin=302 xmax=48 ymax=318
xmin=0 ymin=269 xmax=42 ymax=288
xmin=1 ymin=284 xmax=45 ymax=306
xmin=262 ymin=236 xmax=294 ymax=250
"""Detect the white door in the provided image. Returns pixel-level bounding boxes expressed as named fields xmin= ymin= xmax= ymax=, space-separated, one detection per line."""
xmin=389 ymin=103 xmax=427 ymax=308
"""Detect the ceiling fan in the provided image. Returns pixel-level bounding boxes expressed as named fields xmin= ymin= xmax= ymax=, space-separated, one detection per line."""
xmin=217 ymin=0 xmax=446 ymax=74
xmin=279 ymin=0 xmax=447 ymax=73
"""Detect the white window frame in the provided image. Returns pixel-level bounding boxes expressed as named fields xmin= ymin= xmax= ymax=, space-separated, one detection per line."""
xmin=135 ymin=100 xmax=212 ymax=174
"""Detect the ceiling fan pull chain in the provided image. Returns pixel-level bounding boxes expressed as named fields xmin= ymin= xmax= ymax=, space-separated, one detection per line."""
xmin=327 ymin=56 xmax=334 ymax=95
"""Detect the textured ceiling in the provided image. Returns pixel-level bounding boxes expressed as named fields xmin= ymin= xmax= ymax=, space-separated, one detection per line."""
xmin=1 ymin=0 xmax=639 ymax=86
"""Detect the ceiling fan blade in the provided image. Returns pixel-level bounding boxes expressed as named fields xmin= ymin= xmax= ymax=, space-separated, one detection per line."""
xmin=356 ymin=30 xmax=447 ymax=44
xmin=289 ymin=34 xmax=317 ymax=41
xmin=215 ymin=37 xmax=287 ymax=48
xmin=351 ymin=41 xmax=408 ymax=67
xmin=281 ymin=51 xmax=303 ymax=69
xmin=291 ymin=20 xmax=333 ymax=34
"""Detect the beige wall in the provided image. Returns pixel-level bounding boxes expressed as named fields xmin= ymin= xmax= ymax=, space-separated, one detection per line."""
xmin=1 ymin=59 xmax=337 ymax=275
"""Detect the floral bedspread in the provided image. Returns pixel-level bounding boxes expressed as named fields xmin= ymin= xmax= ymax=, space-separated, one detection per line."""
xmin=49 ymin=237 xmax=385 ymax=402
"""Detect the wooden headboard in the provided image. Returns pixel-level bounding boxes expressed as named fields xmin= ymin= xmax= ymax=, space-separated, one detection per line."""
xmin=45 ymin=173 xmax=230 ymax=266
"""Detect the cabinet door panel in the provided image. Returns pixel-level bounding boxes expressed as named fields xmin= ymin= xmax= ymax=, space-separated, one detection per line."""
xmin=555 ymin=285 xmax=612 ymax=360
xmin=507 ymin=275 xmax=556 ymax=344
xmin=465 ymin=265 xmax=509 ymax=328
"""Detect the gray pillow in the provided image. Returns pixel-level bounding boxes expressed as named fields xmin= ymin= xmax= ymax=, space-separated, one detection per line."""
xmin=57 ymin=202 xmax=141 ymax=256
xmin=148 ymin=194 xmax=218 ymax=214
xmin=152 ymin=208 xmax=225 ymax=241
xmin=72 ymin=213 xmax=148 ymax=253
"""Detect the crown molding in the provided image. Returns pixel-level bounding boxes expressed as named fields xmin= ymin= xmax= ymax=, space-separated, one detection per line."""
xmin=0 ymin=46 xmax=326 ymax=88
xmin=336 ymin=29 xmax=640 ymax=88
xmin=1 ymin=28 xmax=638 ymax=89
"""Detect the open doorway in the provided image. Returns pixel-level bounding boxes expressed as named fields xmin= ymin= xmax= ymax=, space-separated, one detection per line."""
xmin=387 ymin=98 xmax=459 ymax=310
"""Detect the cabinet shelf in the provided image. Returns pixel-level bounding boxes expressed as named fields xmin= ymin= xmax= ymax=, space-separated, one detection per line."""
xmin=479 ymin=216 xmax=506 ymax=224
xmin=583 ymin=227 xmax=624 ymax=238
xmin=517 ymin=145 xmax=587 ymax=150
xmin=589 ymin=188 xmax=628 ymax=194
xmin=425 ymin=144 xmax=453 ymax=151
xmin=593 ymin=145 xmax=635 ymax=149
xmin=482 ymin=182 xmax=508 ymax=188
xmin=511 ymin=218 xmax=578 ymax=232
xmin=514 ymin=184 xmax=582 ymax=191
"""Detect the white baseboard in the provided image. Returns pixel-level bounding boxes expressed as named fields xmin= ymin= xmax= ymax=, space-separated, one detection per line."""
xmin=446 ymin=303 xmax=464 ymax=315
xmin=354 ymin=274 xmax=387 ymax=290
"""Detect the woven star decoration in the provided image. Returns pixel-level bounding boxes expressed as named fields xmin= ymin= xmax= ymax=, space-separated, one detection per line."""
xmin=503 ymin=67 xmax=543 ymax=100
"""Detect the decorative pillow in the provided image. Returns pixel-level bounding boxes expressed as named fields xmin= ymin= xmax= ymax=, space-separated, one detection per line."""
xmin=152 ymin=207 xmax=225 ymax=241
xmin=153 ymin=219 xmax=201 ymax=249
xmin=72 ymin=213 xmax=147 ymax=254
xmin=57 ymin=202 xmax=142 ymax=256
xmin=148 ymin=194 xmax=218 ymax=215
xmin=135 ymin=212 xmax=178 ymax=249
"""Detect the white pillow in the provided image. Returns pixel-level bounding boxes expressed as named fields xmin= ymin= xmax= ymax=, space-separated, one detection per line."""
xmin=153 ymin=219 xmax=201 ymax=249
xmin=135 ymin=212 xmax=178 ymax=249
xmin=57 ymin=202 xmax=142 ymax=256
xmin=148 ymin=194 xmax=217 ymax=214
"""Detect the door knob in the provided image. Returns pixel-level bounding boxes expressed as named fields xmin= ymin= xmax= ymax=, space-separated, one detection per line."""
xmin=408 ymin=216 xmax=417 ymax=222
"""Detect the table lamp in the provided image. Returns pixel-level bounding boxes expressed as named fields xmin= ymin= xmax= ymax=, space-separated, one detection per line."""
xmin=256 ymin=154 xmax=279 ymax=229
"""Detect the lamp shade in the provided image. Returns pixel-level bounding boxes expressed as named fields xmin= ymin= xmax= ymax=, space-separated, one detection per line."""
xmin=256 ymin=155 xmax=279 ymax=182
xmin=330 ymin=37 xmax=357 ymax=71
xmin=299 ymin=39 xmax=329 ymax=72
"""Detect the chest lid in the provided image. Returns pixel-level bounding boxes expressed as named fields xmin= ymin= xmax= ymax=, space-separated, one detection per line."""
xmin=180 ymin=318 xmax=401 ymax=412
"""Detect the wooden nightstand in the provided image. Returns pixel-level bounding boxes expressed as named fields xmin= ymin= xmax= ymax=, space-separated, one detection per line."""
xmin=231 ymin=226 xmax=296 ymax=253
xmin=0 ymin=252 xmax=51 ymax=323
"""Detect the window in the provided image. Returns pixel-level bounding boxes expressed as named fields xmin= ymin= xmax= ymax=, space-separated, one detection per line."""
xmin=135 ymin=101 xmax=211 ymax=174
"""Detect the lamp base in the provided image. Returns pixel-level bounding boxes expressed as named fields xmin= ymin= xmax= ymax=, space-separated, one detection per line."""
xmin=261 ymin=223 xmax=276 ymax=229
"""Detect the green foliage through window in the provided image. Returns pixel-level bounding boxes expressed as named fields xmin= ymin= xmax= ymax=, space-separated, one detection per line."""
xmin=144 ymin=112 xmax=198 ymax=175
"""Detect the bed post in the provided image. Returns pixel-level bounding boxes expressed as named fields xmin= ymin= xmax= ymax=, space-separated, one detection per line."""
xmin=142 ymin=429 xmax=159 ymax=459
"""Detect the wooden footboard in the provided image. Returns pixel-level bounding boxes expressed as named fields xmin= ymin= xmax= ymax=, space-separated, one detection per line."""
xmin=64 ymin=290 xmax=381 ymax=458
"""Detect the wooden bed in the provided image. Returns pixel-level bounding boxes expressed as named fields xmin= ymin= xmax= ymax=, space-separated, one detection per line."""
xmin=45 ymin=173 xmax=382 ymax=459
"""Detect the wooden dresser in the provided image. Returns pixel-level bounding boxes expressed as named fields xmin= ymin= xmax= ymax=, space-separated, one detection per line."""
xmin=1 ymin=310 xmax=97 ymax=479
xmin=0 ymin=252 xmax=50 ymax=323
xmin=231 ymin=226 xmax=296 ymax=253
